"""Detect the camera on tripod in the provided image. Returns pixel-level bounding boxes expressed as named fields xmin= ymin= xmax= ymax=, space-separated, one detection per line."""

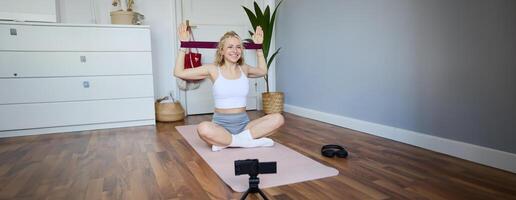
xmin=235 ymin=159 xmax=277 ymax=200
xmin=235 ymin=159 xmax=276 ymax=176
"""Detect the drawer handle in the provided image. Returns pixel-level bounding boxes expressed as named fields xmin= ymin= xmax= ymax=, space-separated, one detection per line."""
xmin=80 ymin=56 xmax=87 ymax=63
xmin=83 ymin=81 xmax=90 ymax=88
xmin=10 ymin=28 xmax=17 ymax=36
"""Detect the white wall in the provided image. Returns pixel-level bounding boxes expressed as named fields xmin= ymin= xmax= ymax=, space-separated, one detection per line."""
xmin=277 ymin=0 xmax=516 ymax=173
xmin=57 ymin=0 xmax=178 ymax=100
xmin=57 ymin=0 xmax=97 ymax=24
xmin=57 ymin=0 xmax=278 ymax=102
xmin=0 ymin=0 xmax=57 ymax=22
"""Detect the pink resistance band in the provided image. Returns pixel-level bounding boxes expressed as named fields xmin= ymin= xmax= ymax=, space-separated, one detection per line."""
xmin=181 ymin=41 xmax=263 ymax=49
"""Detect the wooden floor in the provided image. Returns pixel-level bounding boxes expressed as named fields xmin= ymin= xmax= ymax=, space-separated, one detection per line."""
xmin=1 ymin=111 xmax=516 ymax=200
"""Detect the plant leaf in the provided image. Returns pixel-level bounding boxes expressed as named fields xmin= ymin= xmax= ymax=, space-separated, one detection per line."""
xmin=264 ymin=6 xmax=271 ymax=21
xmin=268 ymin=0 xmax=282 ymax=45
xmin=267 ymin=48 xmax=281 ymax=68
xmin=253 ymin=2 xmax=264 ymax=22
xmin=242 ymin=6 xmax=258 ymax=29
xmin=265 ymin=1 xmax=283 ymax=60
xmin=263 ymin=6 xmax=270 ymax=32
xmin=261 ymin=6 xmax=271 ymax=57
xmin=263 ymin=35 xmax=270 ymax=60
xmin=248 ymin=30 xmax=254 ymax=37
xmin=254 ymin=1 xmax=268 ymax=48
xmin=273 ymin=0 xmax=284 ymax=19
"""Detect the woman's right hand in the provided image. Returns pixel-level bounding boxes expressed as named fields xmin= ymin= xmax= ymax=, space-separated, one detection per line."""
xmin=178 ymin=23 xmax=189 ymax=42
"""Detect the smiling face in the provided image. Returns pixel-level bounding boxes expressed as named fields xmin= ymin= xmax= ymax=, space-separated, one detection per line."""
xmin=222 ymin=37 xmax=243 ymax=64
xmin=214 ymin=31 xmax=245 ymax=66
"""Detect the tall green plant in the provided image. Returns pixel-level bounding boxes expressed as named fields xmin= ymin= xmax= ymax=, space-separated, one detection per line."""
xmin=243 ymin=1 xmax=282 ymax=92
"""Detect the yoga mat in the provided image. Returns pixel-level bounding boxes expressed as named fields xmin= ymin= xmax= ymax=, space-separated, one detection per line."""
xmin=176 ymin=125 xmax=339 ymax=192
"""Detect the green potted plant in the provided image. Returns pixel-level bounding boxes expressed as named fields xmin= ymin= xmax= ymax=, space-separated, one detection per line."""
xmin=243 ymin=1 xmax=283 ymax=114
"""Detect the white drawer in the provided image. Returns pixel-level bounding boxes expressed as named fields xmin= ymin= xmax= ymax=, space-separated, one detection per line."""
xmin=0 ymin=75 xmax=154 ymax=104
xmin=0 ymin=98 xmax=155 ymax=131
xmin=0 ymin=52 xmax=152 ymax=77
xmin=0 ymin=24 xmax=151 ymax=51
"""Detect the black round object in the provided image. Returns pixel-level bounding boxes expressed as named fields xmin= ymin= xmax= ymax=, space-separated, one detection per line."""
xmin=321 ymin=144 xmax=348 ymax=158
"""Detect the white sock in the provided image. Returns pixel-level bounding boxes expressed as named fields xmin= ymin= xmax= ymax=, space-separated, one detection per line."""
xmin=211 ymin=130 xmax=274 ymax=152
xmin=229 ymin=130 xmax=274 ymax=148
xmin=211 ymin=145 xmax=226 ymax=152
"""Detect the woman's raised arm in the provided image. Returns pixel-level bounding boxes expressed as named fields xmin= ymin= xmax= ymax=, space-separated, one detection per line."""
xmin=173 ymin=23 xmax=210 ymax=80
xmin=244 ymin=26 xmax=267 ymax=78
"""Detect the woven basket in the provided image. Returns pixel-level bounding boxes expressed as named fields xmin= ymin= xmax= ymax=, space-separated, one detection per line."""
xmin=155 ymin=101 xmax=185 ymax=122
xmin=262 ymin=92 xmax=284 ymax=114
xmin=110 ymin=11 xmax=135 ymax=25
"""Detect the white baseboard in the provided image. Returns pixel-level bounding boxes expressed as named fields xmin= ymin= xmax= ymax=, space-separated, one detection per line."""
xmin=0 ymin=120 xmax=155 ymax=138
xmin=284 ymin=104 xmax=516 ymax=173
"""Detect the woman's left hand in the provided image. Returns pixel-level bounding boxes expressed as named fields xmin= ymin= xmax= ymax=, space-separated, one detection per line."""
xmin=252 ymin=26 xmax=264 ymax=44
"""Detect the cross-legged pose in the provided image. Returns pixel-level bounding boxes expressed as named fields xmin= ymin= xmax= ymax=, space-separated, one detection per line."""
xmin=174 ymin=23 xmax=284 ymax=151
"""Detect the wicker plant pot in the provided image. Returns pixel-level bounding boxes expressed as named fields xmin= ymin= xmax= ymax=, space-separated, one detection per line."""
xmin=110 ymin=11 xmax=135 ymax=25
xmin=262 ymin=92 xmax=284 ymax=114
xmin=155 ymin=101 xmax=185 ymax=122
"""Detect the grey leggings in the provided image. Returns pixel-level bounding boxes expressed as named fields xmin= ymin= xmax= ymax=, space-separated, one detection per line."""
xmin=212 ymin=112 xmax=250 ymax=135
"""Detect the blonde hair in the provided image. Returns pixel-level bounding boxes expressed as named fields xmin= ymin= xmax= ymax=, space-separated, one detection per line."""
xmin=214 ymin=31 xmax=245 ymax=66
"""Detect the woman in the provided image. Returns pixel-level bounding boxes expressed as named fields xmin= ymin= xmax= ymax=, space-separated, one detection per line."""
xmin=174 ymin=23 xmax=284 ymax=152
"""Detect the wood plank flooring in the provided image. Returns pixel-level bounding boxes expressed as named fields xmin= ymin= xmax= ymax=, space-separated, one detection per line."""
xmin=0 ymin=111 xmax=515 ymax=199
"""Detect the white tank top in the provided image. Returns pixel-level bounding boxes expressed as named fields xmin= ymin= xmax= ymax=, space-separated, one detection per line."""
xmin=213 ymin=66 xmax=249 ymax=109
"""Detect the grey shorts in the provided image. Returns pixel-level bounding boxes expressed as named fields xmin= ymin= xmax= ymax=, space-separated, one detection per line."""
xmin=212 ymin=112 xmax=250 ymax=135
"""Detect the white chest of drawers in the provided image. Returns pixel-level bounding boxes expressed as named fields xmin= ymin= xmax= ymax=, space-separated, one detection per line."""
xmin=0 ymin=22 xmax=155 ymax=137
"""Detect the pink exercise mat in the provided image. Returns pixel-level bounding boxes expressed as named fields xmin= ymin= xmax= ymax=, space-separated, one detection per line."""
xmin=175 ymin=125 xmax=339 ymax=192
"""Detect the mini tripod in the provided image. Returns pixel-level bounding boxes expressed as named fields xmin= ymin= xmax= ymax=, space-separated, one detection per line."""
xmin=240 ymin=174 xmax=269 ymax=200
